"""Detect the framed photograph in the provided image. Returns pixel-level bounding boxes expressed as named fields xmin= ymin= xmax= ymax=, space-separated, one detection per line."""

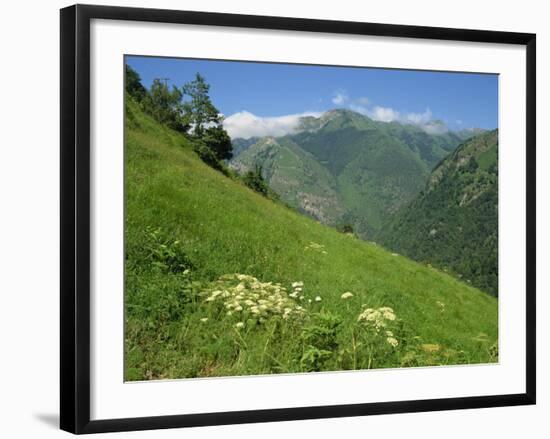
xmin=60 ymin=4 xmax=536 ymax=434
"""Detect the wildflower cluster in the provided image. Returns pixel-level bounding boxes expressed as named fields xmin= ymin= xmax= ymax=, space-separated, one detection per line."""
xmin=357 ymin=306 xmax=398 ymax=347
xmin=288 ymin=281 xmax=304 ymax=299
xmin=385 ymin=330 xmax=399 ymax=347
xmin=287 ymin=281 xmax=322 ymax=304
xmin=201 ymin=274 xmax=306 ymax=324
xmin=304 ymin=242 xmax=328 ymax=254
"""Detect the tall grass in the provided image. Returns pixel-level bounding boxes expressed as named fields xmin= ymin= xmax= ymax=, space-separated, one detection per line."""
xmin=124 ymin=97 xmax=498 ymax=381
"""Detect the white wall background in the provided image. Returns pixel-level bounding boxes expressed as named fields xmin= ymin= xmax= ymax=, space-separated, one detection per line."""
xmin=0 ymin=0 xmax=546 ymax=437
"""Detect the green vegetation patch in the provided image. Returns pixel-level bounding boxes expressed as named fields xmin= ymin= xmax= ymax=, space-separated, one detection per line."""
xmin=124 ymin=97 xmax=498 ymax=380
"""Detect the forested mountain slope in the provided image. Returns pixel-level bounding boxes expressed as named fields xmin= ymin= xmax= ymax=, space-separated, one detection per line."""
xmin=377 ymin=130 xmax=499 ymax=296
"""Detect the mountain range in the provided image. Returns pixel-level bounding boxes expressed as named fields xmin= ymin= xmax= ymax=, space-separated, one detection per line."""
xmin=230 ymin=109 xmax=482 ymax=238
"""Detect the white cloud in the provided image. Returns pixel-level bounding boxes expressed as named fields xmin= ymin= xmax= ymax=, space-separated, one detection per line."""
xmin=348 ymin=103 xmax=369 ymax=115
xmin=225 ymin=96 xmax=449 ymax=139
xmin=333 ymin=93 xmax=368 ymax=112
xmin=359 ymin=104 xmax=448 ymax=134
xmin=369 ymin=106 xmax=401 ymax=122
xmin=223 ymin=110 xmax=322 ymax=139
xmin=422 ymin=122 xmax=448 ymax=135
xmin=405 ymin=108 xmax=432 ymax=125
xmin=332 ymin=91 xmax=349 ymax=106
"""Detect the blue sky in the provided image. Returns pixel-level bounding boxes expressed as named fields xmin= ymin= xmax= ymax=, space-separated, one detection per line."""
xmin=126 ymin=56 xmax=498 ymax=139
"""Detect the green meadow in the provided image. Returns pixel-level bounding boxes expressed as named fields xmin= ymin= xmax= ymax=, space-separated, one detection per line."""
xmin=124 ymin=96 xmax=498 ymax=381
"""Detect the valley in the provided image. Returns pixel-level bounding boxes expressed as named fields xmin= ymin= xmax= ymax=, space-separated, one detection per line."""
xmin=230 ymin=109 xmax=480 ymax=238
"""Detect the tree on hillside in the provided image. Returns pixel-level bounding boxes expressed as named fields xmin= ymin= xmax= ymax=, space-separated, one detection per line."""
xmin=125 ymin=68 xmax=233 ymax=170
xmin=125 ymin=64 xmax=146 ymax=102
xmin=202 ymin=125 xmax=233 ymax=161
xmin=243 ymin=165 xmax=269 ymax=196
xmin=182 ymin=73 xmax=221 ymax=138
xmin=142 ymin=79 xmax=189 ymax=133
xmin=182 ymin=73 xmax=233 ymax=161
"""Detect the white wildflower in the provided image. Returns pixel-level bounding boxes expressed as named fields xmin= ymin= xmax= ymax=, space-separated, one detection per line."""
xmin=358 ymin=306 xmax=397 ymax=331
xmin=315 ymin=296 xmax=322 ymax=302
xmin=202 ymin=273 xmax=307 ymax=324
xmin=235 ymin=322 xmax=245 ymax=329
xmin=304 ymin=242 xmax=327 ymax=254
xmin=387 ymin=337 xmax=399 ymax=347
xmin=200 ymin=317 xmax=208 ymax=323
xmin=341 ymin=292 xmax=353 ymax=300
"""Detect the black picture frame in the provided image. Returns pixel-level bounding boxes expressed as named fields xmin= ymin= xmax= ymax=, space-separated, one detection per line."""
xmin=60 ymin=4 xmax=536 ymax=434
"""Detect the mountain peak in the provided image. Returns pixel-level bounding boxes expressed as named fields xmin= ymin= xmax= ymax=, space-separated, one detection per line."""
xmin=323 ymin=108 xmax=367 ymax=120
xmin=294 ymin=108 xmax=372 ymax=134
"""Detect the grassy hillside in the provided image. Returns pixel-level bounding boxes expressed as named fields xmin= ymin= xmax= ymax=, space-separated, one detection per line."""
xmin=377 ymin=130 xmax=498 ymax=296
xmin=231 ymin=109 xmax=472 ymax=238
xmin=125 ymin=97 xmax=498 ymax=380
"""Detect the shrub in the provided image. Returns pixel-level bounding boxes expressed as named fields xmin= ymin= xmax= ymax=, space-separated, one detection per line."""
xmin=193 ymin=143 xmax=229 ymax=175
xmin=127 ymin=227 xmax=193 ymax=274
xmin=242 ymin=166 xmax=269 ymax=196
xmin=336 ymin=223 xmax=354 ymax=234
xmin=300 ymin=310 xmax=342 ymax=371
xmin=300 ymin=346 xmax=333 ymax=372
xmin=201 ymin=125 xmax=233 ymax=161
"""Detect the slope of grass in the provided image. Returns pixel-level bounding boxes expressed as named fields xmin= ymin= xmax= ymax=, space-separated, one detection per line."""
xmin=125 ymin=97 xmax=498 ymax=380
